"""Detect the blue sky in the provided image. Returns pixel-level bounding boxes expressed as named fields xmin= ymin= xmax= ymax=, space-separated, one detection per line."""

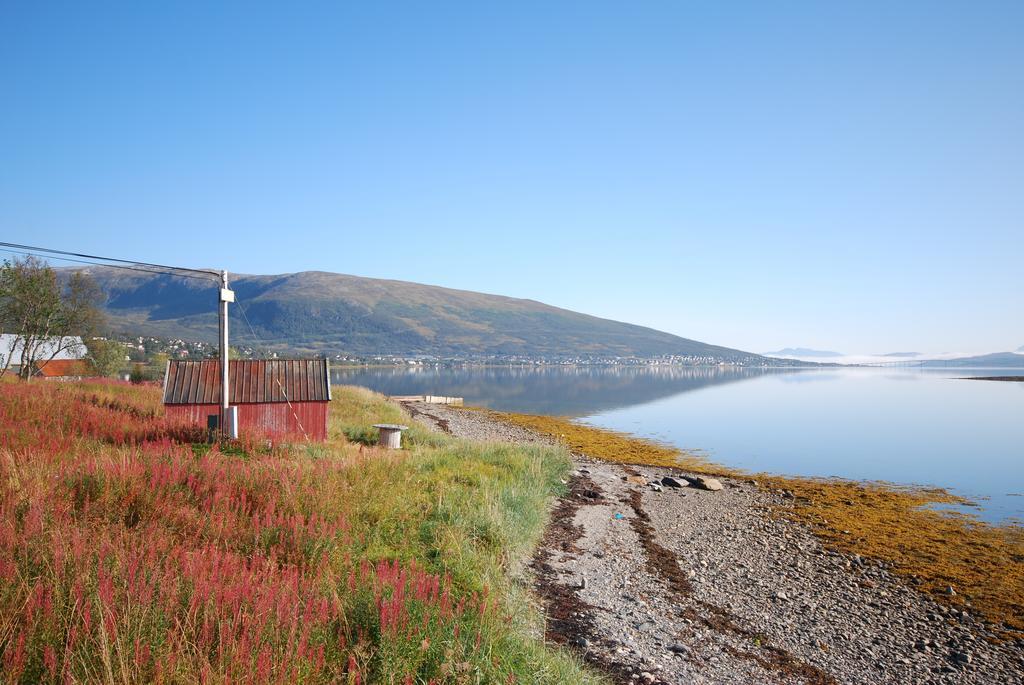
xmin=1 ymin=2 xmax=1021 ymax=355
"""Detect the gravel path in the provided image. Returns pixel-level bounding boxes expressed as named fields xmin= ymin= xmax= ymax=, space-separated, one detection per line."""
xmin=406 ymin=402 xmax=1024 ymax=685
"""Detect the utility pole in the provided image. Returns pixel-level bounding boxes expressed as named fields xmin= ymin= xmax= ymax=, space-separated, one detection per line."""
xmin=219 ymin=270 xmax=237 ymax=439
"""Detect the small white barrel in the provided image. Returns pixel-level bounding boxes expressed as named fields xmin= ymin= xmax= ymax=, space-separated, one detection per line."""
xmin=374 ymin=423 xmax=408 ymax=449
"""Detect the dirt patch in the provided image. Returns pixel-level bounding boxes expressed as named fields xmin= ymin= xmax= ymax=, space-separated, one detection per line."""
xmin=400 ymin=401 xmax=452 ymax=433
xmin=623 ymin=489 xmax=694 ymax=598
xmin=530 ymin=474 xmax=638 ymax=684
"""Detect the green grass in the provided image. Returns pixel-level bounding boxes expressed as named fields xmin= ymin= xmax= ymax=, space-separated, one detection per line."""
xmin=326 ymin=386 xmax=604 ymax=683
xmin=330 ymin=386 xmax=447 ymax=449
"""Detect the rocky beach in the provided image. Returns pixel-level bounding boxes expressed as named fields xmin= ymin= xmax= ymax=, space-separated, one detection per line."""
xmin=406 ymin=401 xmax=1024 ymax=685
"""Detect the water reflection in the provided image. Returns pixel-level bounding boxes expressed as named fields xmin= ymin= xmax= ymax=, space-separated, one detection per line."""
xmin=583 ymin=367 xmax=1024 ymax=523
xmin=331 ymin=365 xmax=1024 ymax=522
xmin=331 ymin=365 xmax=797 ymax=416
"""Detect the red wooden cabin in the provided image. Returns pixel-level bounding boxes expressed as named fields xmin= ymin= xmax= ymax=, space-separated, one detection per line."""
xmin=162 ymin=359 xmax=331 ymax=441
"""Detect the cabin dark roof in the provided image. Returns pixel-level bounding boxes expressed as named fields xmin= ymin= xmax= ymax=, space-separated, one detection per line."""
xmin=163 ymin=359 xmax=331 ymax=404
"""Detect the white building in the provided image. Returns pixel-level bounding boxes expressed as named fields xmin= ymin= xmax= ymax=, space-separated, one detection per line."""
xmin=0 ymin=334 xmax=87 ymax=373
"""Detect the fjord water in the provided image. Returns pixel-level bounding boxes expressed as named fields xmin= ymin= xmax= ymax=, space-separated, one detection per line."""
xmin=332 ymin=365 xmax=1024 ymax=522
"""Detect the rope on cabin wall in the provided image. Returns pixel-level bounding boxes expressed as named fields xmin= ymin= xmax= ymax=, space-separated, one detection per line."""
xmin=274 ymin=378 xmax=309 ymax=441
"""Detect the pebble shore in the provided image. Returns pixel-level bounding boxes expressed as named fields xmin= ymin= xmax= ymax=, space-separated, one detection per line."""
xmin=406 ymin=401 xmax=1024 ymax=685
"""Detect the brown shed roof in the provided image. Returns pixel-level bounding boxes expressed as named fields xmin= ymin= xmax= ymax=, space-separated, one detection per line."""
xmin=34 ymin=359 xmax=94 ymax=378
xmin=163 ymin=359 xmax=332 ymax=404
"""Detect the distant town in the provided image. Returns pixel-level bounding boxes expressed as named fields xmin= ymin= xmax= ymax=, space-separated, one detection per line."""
xmin=114 ymin=335 xmax=805 ymax=369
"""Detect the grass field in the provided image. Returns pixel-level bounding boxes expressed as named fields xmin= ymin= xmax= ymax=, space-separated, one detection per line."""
xmin=0 ymin=380 xmax=601 ymax=684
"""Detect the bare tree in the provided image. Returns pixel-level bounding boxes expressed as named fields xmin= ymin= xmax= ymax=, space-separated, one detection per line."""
xmin=0 ymin=256 xmax=105 ymax=380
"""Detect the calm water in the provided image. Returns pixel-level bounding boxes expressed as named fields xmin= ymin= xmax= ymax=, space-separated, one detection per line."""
xmin=332 ymin=365 xmax=1024 ymax=522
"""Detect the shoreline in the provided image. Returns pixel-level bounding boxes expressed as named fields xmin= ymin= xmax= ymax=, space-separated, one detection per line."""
xmin=961 ymin=376 xmax=1024 ymax=382
xmin=404 ymin=400 xmax=1024 ymax=684
xmin=487 ymin=409 xmax=1024 ymax=634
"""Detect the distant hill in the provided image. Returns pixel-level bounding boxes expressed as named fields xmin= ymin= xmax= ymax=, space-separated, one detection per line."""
xmin=919 ymin=352 xmax=1024 ymax=368
xmin=70 ymin=267 xmax=774 ymax=362
xmin=764 ymin=347 xmax=844 ymax=358
xmin=1018 ymin=345 xmax=1024 ymax=353
xmin=880 ymin=352 xmax=921 ymax=358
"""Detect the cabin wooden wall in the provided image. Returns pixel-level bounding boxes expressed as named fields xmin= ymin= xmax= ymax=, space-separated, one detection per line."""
xmin=165 ymin=402 xmax=328 ymax=441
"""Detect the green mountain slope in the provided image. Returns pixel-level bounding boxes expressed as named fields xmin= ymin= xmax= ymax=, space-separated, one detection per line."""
xmin=74 ymin=267 xmax=769 ymax=361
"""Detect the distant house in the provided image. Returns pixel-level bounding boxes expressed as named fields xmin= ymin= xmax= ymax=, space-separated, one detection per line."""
xmin=162 ymin=359 xmax=331 ymax=441
xmin=33 ymin=359 xmax=96 ymax=381
xmin=0 ymin=334 xmax=87 ymax=376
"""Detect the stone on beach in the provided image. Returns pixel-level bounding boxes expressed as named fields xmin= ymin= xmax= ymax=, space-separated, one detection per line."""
xmin=683 ymin=475 xmax=724 ymax=491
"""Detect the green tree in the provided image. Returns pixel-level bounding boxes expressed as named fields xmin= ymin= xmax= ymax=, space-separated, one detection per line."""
xmin=0 ymin=256 xmax=105 ymax=380
xmin=148 ymin=352 xmax=170 ymax=381
xmin=87 ymin=338 xmax=128 ymax=378
xmin=210 ymin=346 xmax=242 ymax=360
xmin=129 ymin=363 xmax=147 ymax=384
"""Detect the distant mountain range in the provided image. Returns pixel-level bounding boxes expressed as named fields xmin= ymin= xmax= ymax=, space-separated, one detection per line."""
xmin=761 ymin=347 xmax=1024 ymax=368
xmin=71 ymin=267 xmax=779 ymax=362
xmin=763 ymin=347 xmax=843 ymax=358
xmin=918 ymin=352 xmax=1024 ymax=368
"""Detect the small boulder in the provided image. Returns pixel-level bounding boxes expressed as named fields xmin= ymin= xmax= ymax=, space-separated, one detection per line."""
xmin=626 ymin=475 xmax=647 ymax=485
xmin=684 ymin=475 xmax=723 ymax=491
xmin=661 ymin=476 xmax=687 ymax=488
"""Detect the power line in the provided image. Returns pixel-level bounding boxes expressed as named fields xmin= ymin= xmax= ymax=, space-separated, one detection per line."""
xmin=234 ymin=298 xmax=266 ymax=351
xmin=2 ymin=240 xmax=245 ymax=440
xmin=0 ymin=247 xmax=216 ymax=282
xmin=0 ymin=241 xmax=221 ymax=282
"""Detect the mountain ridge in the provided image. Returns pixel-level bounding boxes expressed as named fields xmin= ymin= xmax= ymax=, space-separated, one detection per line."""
xmin=70 ymin=267 xmax=776 ymax=362
xmin=918 ymin=351 xmax=1024 ymax=368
